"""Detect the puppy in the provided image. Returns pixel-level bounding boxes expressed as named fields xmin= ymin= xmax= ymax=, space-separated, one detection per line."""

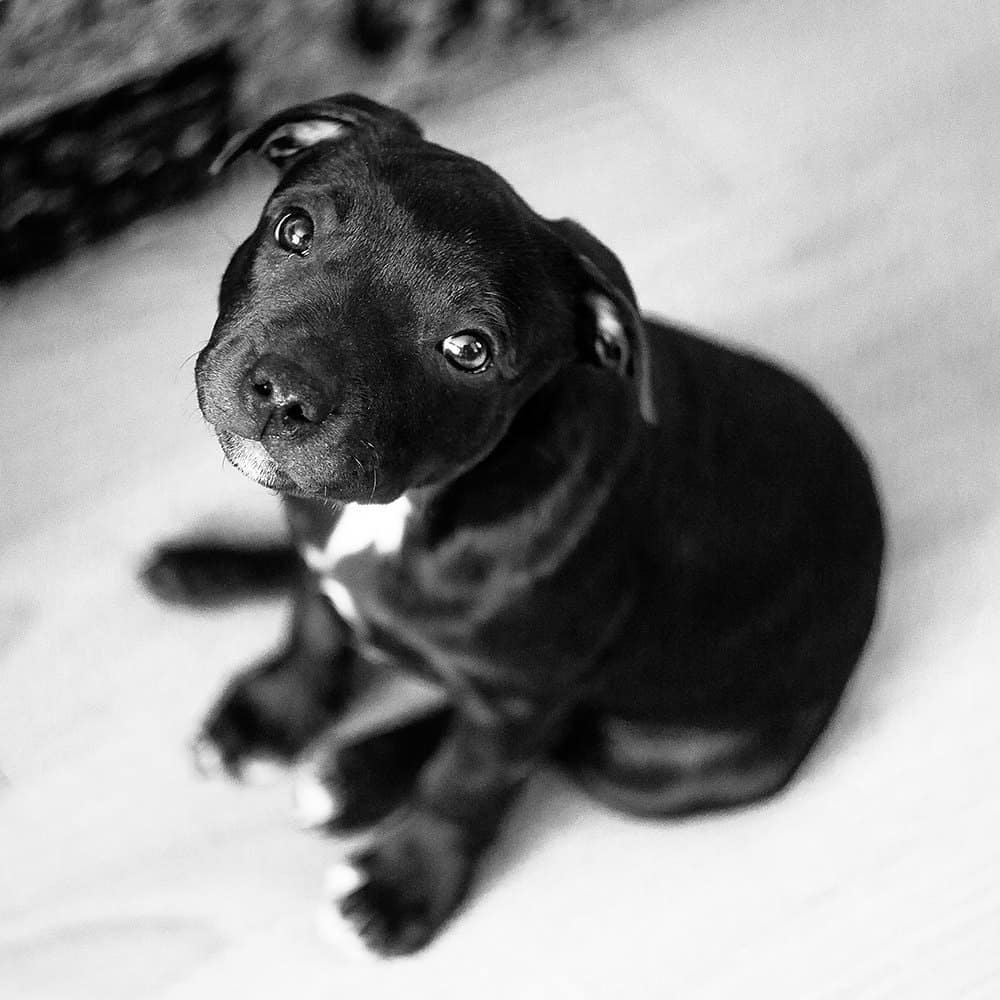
xmin=147 ymin=94 xmax=884 ymax=955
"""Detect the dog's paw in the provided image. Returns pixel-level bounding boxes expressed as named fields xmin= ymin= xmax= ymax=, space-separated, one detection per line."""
xmin=141 ymin=543 xmax=299 ymax=606
xmin=320 ymin=810 xmax=473 ymax=956
xmin=293 ymin=768 xmax=342 ymax=828
xmin=195 ymin=656 xmax=345 ymax=780
xmin=293 ymin=711 xmax=450 ymax=834
xmin=192 ymin=734 xmax=287 ymax=785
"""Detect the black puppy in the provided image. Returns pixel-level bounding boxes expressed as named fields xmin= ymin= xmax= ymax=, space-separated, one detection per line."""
xmin=147 ymin=94 xmax=883 ymax=955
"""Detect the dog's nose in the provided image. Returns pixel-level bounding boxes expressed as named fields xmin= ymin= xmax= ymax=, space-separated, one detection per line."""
xmin=242 ymin=355 xmax=334 ymax=437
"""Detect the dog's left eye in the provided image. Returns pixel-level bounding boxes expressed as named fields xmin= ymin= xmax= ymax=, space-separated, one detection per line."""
xmin=440 ymin=332 xmax=492 ymax=373
xmin=274 ymin=210 xmax=314 ymax=255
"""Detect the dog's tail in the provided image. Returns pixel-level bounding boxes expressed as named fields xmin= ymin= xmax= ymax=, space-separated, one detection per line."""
xmin=141 ymin=542 xmax=300 ymax=607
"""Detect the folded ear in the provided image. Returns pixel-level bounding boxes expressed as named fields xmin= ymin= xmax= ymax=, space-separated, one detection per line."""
xmin=548 ymin=218 xmax=658 ymax=426
xmin=210 ymin=93 xmax=423 ymax=175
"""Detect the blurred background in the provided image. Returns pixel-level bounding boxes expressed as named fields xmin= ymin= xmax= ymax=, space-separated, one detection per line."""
xmin=1 ymin=1 xmax=998 ymax=997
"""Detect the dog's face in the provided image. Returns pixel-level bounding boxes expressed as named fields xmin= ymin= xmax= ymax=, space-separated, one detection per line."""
xmin=196 ymin=95 xmax=655 ymax=504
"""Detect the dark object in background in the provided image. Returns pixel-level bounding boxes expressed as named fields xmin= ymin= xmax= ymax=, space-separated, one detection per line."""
xmin=345 ymin=0 xmax=623 ymax=107
xmin=0 ymin=0 xmax=638 ymax=280
xmin=349 ymin=0 xmax=586 ymax=59
xmin=0 ymin=44 xmax=234 ymax=281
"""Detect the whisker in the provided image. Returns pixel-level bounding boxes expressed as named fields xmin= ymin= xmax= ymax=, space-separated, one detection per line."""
xmin=352 ymin=455 xmax=366 ymax=495
xmin=360 ymin=439 xmax=380 ymax=502
xmin=178 ymin=348 xmax=201 ymax=370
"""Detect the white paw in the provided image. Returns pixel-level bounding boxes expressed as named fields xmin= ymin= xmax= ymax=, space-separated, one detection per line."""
xmin=293 ymin=772 xmax=339 ymax=829
xmin=325 ymin=860 xmax=366 ymax=897
xmin=193 ymin=737 xmax=287 ymax=785
xmin=238 ymin=755 xmax=286 ymax=786
xmin=316 ymin=861 xmax=374 ymax=959
xmin=191 ymin=736 xmax=225 ymax=777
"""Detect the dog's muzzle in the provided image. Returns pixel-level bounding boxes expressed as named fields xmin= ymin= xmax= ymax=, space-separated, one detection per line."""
xmin=215 ymin=431 xmax=299 ymax=491
xmin=198 ymin=345 xmax=337 ymax=443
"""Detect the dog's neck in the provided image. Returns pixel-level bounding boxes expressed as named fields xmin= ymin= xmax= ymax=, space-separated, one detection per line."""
xmin=405 ymin=365 xmax=645 ymax=563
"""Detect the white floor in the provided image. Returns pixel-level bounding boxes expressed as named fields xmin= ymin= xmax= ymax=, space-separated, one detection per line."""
xmin=2 ymin=1 xmax=999 ymax=996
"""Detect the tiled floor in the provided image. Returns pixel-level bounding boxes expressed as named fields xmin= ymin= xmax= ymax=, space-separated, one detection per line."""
xmin=2 ymin=1 xmax=999 ymax=996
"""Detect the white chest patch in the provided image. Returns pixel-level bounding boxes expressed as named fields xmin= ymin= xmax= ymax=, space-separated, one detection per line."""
xmin=319 ymin=577 xmax=362 ymax=625
xmin=300 ymin=495 xmax=412 ymax=575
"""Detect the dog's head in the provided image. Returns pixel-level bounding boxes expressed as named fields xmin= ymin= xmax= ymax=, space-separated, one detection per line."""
xmin=196 ymin=94 xmax=657 ymax=503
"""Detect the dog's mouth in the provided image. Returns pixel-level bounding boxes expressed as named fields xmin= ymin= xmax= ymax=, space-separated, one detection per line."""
xmin=216 ymin=431 xmax=298 ymax=492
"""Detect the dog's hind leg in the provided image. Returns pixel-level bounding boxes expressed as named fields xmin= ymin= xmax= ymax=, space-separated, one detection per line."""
xmin=192 ymin=568 xmax=356 ymax=781
xmin=141 ymin=541 xmax=300 ymax=606
xmin=556 ymin=704 xmax=833 ymax=818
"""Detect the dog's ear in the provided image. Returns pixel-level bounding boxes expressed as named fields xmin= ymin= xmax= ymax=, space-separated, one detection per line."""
xmin=548 ymin=218 xmax=658 ymax=426
xmin=210 ymin=93 xmax=422 ymax=175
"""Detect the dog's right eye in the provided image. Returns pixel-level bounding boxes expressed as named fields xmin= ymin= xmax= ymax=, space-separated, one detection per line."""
xmin=274 ymin=210 xmax=314 ymax=255
xmin=440 ymin=332 xmax=493 ymax=373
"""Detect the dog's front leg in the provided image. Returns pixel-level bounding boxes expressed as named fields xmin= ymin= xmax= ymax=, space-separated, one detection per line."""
xmin=325 ymin=695 xmax=563 ymax=955
xmin=194 ymin=566 xmax=355 ymax=781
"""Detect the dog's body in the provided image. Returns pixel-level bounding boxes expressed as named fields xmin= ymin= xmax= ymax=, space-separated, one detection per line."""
xmin=146 ymin=95 xmax=883 ymax=955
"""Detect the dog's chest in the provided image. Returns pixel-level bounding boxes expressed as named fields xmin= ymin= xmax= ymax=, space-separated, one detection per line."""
xmin=299 ymin=497 xmax=413 ymax=625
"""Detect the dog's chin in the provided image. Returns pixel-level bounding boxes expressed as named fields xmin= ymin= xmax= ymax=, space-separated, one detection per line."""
xmin=214 ymin=431 xmax=384 ymax=504
xmin=215 ymin=432 xmax=299 ymax=493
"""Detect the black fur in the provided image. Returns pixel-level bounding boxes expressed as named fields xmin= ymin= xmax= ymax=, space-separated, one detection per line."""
xmin=147 ymin=94 xmax=884 ymax=955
